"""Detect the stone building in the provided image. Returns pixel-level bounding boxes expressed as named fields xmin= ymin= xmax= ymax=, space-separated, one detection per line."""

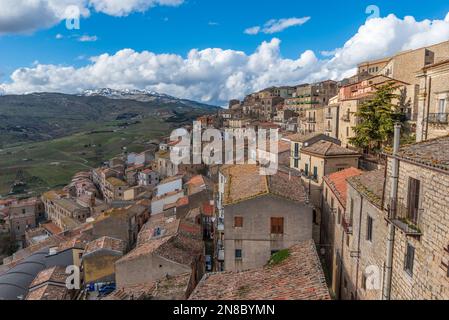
xmin=322 ymin=167 xmax=362 ymax=298
xmin=6 ymin=198 xmax=45 ymax=246
xmin=115 ymin=213 xmax=204 ymax=289
xmin=288 ymin=133 xmax=341 ymax=172
xmin=82 ymin=236 xmax=126 ymax=286
xmin=416 ymin=59 xmax=449 ymax=142
xmin=359 ymin=40 xmax=449 ymax=115
xmin=41 ymin=191 xmax=90 ymax=231
xmin=299 ymin=140 xmax=360 ymax=207
xmin=384 ymin=136 xmax=449 ymax=300
xmin=343 ymin=169 xmax=387 ymax=300
xmin=217 ymin=165 xmax=312 ymax=272
xmin=337 ymin=75 xmax=408 ymax=148
xmin=92 ymin=204 xmax=149 ymax=250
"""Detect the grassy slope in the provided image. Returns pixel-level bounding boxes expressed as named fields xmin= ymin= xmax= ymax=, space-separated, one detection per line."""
xmin=0 ymin=117 xmax=170 ymax=196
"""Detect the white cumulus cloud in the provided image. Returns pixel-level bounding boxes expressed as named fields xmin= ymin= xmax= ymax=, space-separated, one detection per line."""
xmin=0 ymin=0 xmax=184 ymax=35
xmin=2 ymin=13 xmax=449 ymax=106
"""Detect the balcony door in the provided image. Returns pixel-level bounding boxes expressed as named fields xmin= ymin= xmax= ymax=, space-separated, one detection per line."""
xmin=407 ymin=178 xmax=421 ymax=224
xmin=438 ymin=98 xmax=447 ymax=122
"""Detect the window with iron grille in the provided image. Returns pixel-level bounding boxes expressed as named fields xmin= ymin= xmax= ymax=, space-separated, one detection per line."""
xmin=271 ymin=217 xmax=284 ymax=234
xmin=404 ymin=243 xmax=415 ymax=277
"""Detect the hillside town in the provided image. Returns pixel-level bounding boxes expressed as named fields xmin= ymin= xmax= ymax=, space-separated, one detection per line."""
xmin=0 ymin=40 xmax=448 ymax=301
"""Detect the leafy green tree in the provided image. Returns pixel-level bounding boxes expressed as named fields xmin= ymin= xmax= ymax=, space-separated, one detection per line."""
xmin=349 ymin=82 xmax=406 ymax=153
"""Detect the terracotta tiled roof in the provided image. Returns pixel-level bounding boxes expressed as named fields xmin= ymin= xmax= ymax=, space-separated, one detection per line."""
xmin=393 ymin=135 xmax=449 ymax=171
xmin=26 ymin=284 xmax=68 ymax=300
xmin=29 ymin=266 xmax=67 ymax=289
xmin=106 ymin=177 xmax=128 ymax=187
xmin=41 ymin=222 xmax=63 ymax=235
xmin=221 ymin=165 xmax=307 ymax=205
xmin=118 ymin=236 xmax=172 ymax=263
xmin=287 ymin=132 xmax=323 ymax=143
xmin=323 ymin=168 xmax=362 ymax=208
xmin=119 ymin=214 xmax=203 ymax=266
xmin=221 ymin=165 xmax=268 ymax=205
xmin=186 ymin=175 xmax=206 ymax=187
xmin=268 ymin=171 xmax=308 ymax=203
xmin=302 ymin=141 xmax=360 ymax=157
xmin=347 ymin=169 xmax=385 ymax=209
xmin=137 ymin=215 xmax=180 ymax=246
xmin=189 ymin=240 xmax=330 ymax=300
xmin=84 ymin=236 xmax=125 ymax=255
xmin=104 ymin=273 xmax=191 ymax=300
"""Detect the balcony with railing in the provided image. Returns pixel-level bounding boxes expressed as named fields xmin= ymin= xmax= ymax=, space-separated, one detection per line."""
xmin=325 ymin=126 xmax=333 ymax=133
xmin=428 ymin=113 xmax=449 ymax=124
xmin=325 ymin=113 xmax=333 ymax=119
xmin=386 ymin=198 xmax=422 ymax=236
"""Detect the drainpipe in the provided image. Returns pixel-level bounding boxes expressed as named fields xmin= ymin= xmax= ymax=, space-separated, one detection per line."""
xmin=382 ymin=123 xmax=401 ymax=300
xmin=424 ymin=77 xmax=432 ymax=141
xmin=354 ymin=196 xmax=364 ymax=300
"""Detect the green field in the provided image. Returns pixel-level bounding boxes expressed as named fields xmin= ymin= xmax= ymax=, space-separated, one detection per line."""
xmin=0 ymin=117 xmax=171 ymax=197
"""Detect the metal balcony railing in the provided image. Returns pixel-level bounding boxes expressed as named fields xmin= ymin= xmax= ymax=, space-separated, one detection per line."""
xmin=387 ymin=198 xmax=422 ymax=236
xmin=325 ymin=127 xmax=332 ymax=132
xmin=306 ymin=117 xmax=317 ymax=123
xmin=428 ymin=113 xmax=449 ymax=124
xmin=325 ymin=113 xmax=333 ymax=119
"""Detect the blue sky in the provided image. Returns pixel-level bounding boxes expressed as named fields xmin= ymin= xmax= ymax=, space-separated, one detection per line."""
xmin=1 ymin=0 xmax=449 ymax=104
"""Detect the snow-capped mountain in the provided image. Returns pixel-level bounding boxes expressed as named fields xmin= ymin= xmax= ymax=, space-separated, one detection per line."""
xmin=80 ymin=88 xmax=218 ymax=109
xmin=82 ymin=88 xmax=175 ymax=100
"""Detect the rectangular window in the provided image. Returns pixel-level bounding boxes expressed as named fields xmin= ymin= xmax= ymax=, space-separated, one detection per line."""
xmin=337 ymin=208 xmax=342 ymax=225
xmin=404 ymin=243 xmax=415 ymax=276
xmin=313 ymin=166 xmax=318 ymax=180
xmin=234 ymin=216 xmax=243 ymax=228
xmin=305 ymin=163 xmax=309 ymax=176
xmin=235 ymin=249 xmax=242 ymax=259
xmin=294 ymin=143 xmax=299 ymax=157
xmin=294 ymin=158 xmax=299 ymax=168
xmin=270 ymin=217 xmax=284 ymax=234
xmin=366 ymin=216 xmax=373 ymax=242
xmin=407 ymin=178 xmax=420 ymax=224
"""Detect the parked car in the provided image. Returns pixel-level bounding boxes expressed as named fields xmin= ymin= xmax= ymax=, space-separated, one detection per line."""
xmin=98 ymin=284 xmax=116 ymax=297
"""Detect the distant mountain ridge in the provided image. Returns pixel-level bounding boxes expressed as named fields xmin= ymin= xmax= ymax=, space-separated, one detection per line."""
xmin=0 ymin=91 xmax=218 ymax=147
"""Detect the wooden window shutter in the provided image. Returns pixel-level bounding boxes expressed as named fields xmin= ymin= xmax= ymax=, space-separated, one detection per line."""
xmin=271 ymin=217 xmax=284 ymax=234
